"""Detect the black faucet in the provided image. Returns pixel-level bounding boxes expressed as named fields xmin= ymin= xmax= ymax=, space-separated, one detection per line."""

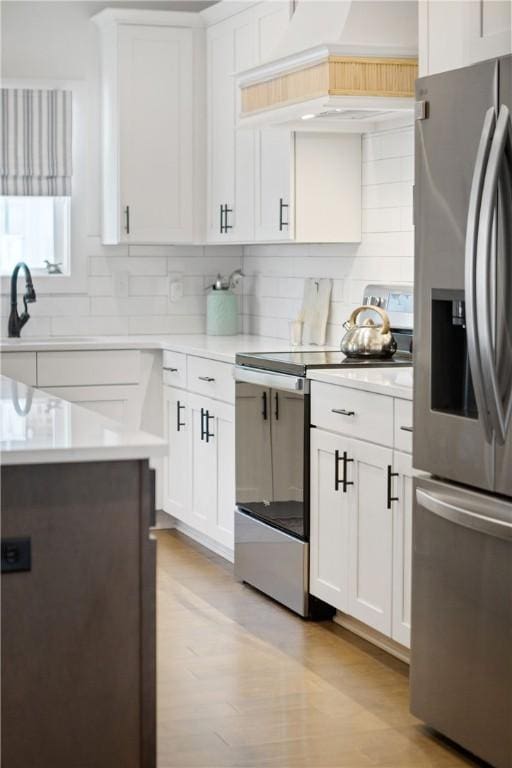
xmin=8 ymin=262 xmax=37 ymax=338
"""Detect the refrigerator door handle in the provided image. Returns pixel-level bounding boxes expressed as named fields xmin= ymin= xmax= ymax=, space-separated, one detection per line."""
xmin=416 ymin=488 xmax=512 ymax=542
xmin=465 ymin=106 xmax=496 ymax=444
xmin=476 ymin=104 xmax=512 ymax=445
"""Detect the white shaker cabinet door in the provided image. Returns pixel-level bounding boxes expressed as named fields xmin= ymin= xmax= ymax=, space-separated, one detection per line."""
xmin=163 ymin=386 xmax=191 ymax=525
xmin=188 ymin=393 xmax=235 ymax=549
xmin=118 ymin=24 xmax=194 ymax=243
xmin=392 ymin=450 xmax=414 ymax=648
xmin=254 ymin=130 xmax=294 ymax=242
xmin=188 ymin=394 xmax=216 ymax=536
xmin=206 ymin=14 xmax=255 ymax=242
xmin=465 ymin=0 xmax=511 ymax=63
xmin=253 ymin=1 xmax=293 ymax=242
xmin=309 ymin=428 xmax=350 ymax=612
xmin=211 ymin=399 xmax=236 ymax=549
xmin=42 ymin=385 xmax=141 ymax=429
xmin=347 ymin=437 xmax=394 ymax=636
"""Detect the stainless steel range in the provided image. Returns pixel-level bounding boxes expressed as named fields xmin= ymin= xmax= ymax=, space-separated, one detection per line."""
xmin=233 ymin=283 xmax=413 ymax=618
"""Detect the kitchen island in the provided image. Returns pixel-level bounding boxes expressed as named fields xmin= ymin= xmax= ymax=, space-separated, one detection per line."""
xmin=0 ymin=375 xmax=166 ymax=768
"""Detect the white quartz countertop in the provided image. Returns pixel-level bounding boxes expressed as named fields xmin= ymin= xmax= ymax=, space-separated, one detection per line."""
xmin=0 ymin=376 xmax=166 ymax=466
xmin=0 ymin=334 xmax=337 ymax=364
xmin=307 ymin=366 xmax=413 ymax=400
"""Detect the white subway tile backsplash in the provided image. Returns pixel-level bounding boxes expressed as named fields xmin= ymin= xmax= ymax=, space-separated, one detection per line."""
xmin=31 ymin=296 xmax=90 ymax=317
xmin=51 ymin=316 xmax=128 ymax=336
xmin=128 ymin=315 xmax=205 ymax=335
xmin=88 ymin=276 xmax=114 ymax=296
xmin=400 ymin=155 xmax=415 ymax=182
xmin=129 ymin=276 xmax=169 ymax=296
xmin=363 ymin=157 xmax=402 ymax=186
xmin=362 ymin=208 xmax=402 ymax=233
xmin=90 ymin=296 xmax=169 ymax=316
xmin=363 ymin=182 xmax=410 ymax=209
xmin=168 ymin=296 xmax=205 ymax=316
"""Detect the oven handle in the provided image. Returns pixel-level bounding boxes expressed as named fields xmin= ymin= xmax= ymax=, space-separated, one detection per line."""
xmin=234 ymin=365 xmax=308 ymax=393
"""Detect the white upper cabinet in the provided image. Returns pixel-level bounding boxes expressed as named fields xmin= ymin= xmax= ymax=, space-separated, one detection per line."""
xmin=206 ymin=11 xmax=256 ymax=242
xmin=93 ymin=10 xmax=205 ymax=244
xmin=419 ymin=0 xmax=511 ymax=76
xmin=253 ymin=2 xmax=294 ymax=242
xmin=205 ymin=1 xmax=362 ymax=244
xmin=254 ymin=129 xmax=294 ymax=241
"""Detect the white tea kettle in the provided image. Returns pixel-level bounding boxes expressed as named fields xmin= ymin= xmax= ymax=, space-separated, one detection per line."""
xmin=340 ymin=305 xmax=397 ymax=358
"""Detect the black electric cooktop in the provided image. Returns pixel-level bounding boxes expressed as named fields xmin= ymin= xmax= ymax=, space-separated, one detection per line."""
xmin=235 ymin=349 xmax=413 ymax=377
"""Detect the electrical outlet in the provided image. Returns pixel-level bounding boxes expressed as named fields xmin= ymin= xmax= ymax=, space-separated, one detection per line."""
xmin=113 ymin=270 xmax=129 ymax=297
xmin=169 ymin=279 xmax=183 ymax=303
xmin=1 ymin=537 xmax=31 ymax=573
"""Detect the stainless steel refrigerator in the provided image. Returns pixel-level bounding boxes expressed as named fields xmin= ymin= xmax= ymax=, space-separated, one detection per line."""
xmin=411 ymin=55 xmax=512 ymax=768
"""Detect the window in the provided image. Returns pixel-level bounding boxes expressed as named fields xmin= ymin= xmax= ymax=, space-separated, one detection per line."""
xmin=0 ymin=196 xmax=70 ymax=275
xmin=1 ymin=87 xmax=73 ymax=278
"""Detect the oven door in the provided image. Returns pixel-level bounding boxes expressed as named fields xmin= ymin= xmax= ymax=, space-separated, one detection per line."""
xmin=235 ymin=366 xmax=309 ymax=542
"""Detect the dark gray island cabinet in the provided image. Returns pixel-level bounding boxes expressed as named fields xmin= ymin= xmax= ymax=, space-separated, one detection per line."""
xmin=0 ymin=376 xmax=166 ymax=768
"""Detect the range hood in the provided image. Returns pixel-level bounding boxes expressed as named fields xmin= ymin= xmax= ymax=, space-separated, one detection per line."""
xmin=237 ymin=0 xmax=418 ymax=132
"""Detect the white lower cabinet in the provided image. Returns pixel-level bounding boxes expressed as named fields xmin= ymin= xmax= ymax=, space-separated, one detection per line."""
xmin=1 ymin=352 xmax=37 ymax=386
xmin=188 ymin=393 xmax=235 ymax=549
xmin=391 ymin=450 xmax=414 ymax=647
xmin=163 ymin=383 xmax=235 ymax=552
xmin=310 ymin=429 xmax=394 ymax=636
xmin=41 ymin=384 xmax=141 ymax=428
xmin=310 ymin=429 xmax=350 ymax=611
xmin=163 ymin=386 xmax=190 ymax=523
xmin=310 ymin=381 xmax=414 ymax=649
xmin=347 ymin=438 xmax=394 ymax=636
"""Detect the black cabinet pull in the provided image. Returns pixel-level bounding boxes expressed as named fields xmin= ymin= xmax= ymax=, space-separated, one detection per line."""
xmin=198 ymin=376 xmax=215 ymax=383
xmin=262 ymin=391 xmax=268 ymax=420
xmin=332 ymin=408 xmax=356 ymax=417
xmin=334 ymin=449 xmax=343 ymax=491
xmin=124 ymin=205 xmax=130 ymax=234
xmin=200 ymin=407 xmax=206 ymax=441
xmin=205 ymin=410 xmax=215 ymax=442
xmin=224 ymin=205 xmax=233 ymax=232
xmin=220 ymin=204 xmax=224 ymax=234
xmin=342 ymin=451 xmax=354 ymax=493
xmin=400 ymin=425 xmax=413 ymax=433
xmin=274 ymin=392 xmax=279 ymax=420
xmin=163 ymin=367 xmax=178 ymax=373
xmin=387 ymin=465 xmax=399 ymax=509
xmin=279 ymin=198 xmax=289 ymax=231
xmin=176 ymin=400 xmax=186 ymax=432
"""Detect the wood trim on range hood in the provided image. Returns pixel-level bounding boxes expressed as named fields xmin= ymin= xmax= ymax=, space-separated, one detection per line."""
xmin=241 ymin=54 xmax=418 ymax=116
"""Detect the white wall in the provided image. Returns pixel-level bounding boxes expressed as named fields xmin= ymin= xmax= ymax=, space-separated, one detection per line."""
xmin=1 ymin=1 xmax=240 ymax=337
xmin=241 ymin=126 xmax=414 ymax=344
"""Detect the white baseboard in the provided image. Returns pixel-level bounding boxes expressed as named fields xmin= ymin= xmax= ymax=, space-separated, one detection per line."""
xmin=157 ymin=512 xmax=234 ymax=563
xmin=333 ymin=612 xmax=410 ymax=664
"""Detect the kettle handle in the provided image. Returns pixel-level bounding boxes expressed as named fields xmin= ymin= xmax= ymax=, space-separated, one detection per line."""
xmin=348 ymin=305 xmax=391 ymax=334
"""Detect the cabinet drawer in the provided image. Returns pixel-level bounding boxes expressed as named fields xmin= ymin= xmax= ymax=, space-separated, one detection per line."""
xmin=310 ymin=381 xmax=393 ymax=447
xmin=394 ymin=399 xmax=413 ymax=453
xmin=42 ymin=385 xmax=140 ymax=429
xmin=1 ymin=352 xmax=37 ymax=386
xmin=162 ymin=351 xmax=187 ymax=389
xmin=37 ymin=350 xmax=140 ymax=387
xmin=187 ymin=355 xmax=234 ymax=403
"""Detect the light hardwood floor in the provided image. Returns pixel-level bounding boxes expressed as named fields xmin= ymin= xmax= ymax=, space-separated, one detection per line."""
xmin=156 ymin=530 xmax=485 ymax=768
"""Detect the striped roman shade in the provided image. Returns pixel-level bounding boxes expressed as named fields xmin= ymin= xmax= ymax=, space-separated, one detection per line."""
xmin=0 ymin=88 xmax=72 ymax=196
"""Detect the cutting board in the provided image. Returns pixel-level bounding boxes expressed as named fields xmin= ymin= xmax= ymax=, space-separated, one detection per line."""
xmin=300 ymin=278 xmax=332 ymax=345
